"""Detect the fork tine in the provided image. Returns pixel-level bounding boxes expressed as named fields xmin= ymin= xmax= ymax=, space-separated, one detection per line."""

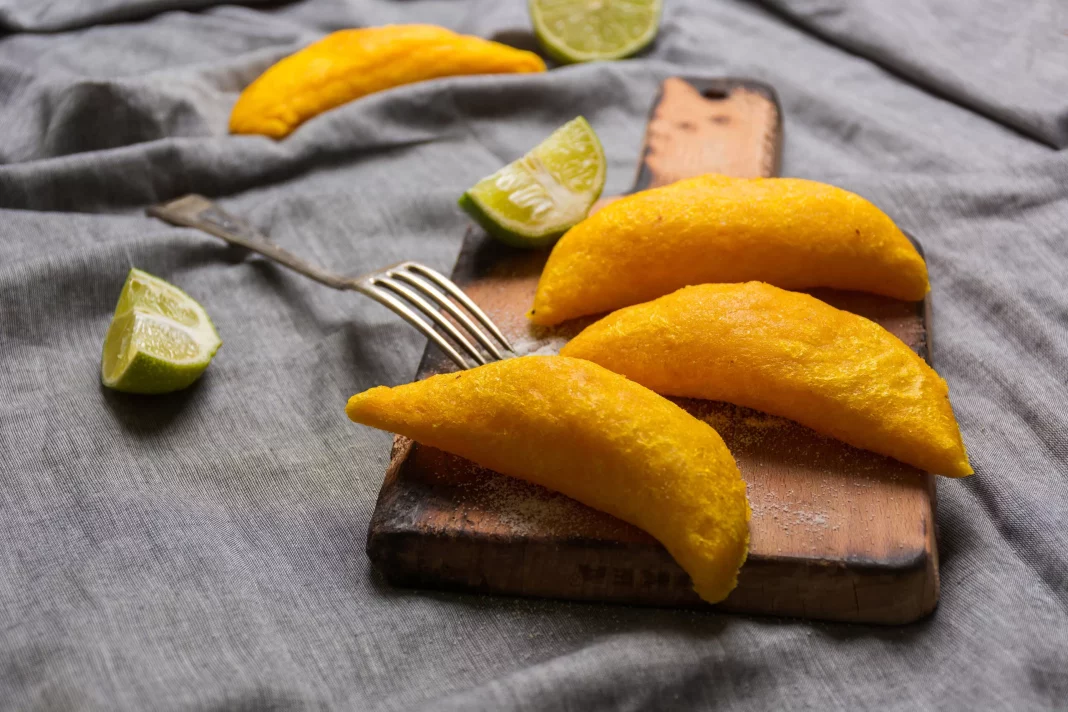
xmin=374 ymin=277 xmax=488 ymax=366
xmin=359 ymin=284 xmax=471 ymax=370
xmin=389 ymin=270 xmax=505 ymax=361
xmin=402 ymin=263 xmax=514 ymax=353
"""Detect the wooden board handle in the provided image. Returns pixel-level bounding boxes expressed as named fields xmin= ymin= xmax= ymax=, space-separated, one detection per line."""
xmin=633 ymin=77 xmax=783 ymax=188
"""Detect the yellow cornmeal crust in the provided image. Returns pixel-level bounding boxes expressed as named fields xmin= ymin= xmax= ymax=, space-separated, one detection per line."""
xmin=562 ymin=282 xmax=972 ymax=477
xmin=231 ymin=25 xmax=546 ymax=139
xmin=346 ymin=355 xmax=751 ymax=603
xmin=529 ymin=175 xmax=930 ymax=326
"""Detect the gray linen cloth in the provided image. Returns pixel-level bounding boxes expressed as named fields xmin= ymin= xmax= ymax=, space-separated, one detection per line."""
xmin=1 ymin=0 xmax=1066 ymax=709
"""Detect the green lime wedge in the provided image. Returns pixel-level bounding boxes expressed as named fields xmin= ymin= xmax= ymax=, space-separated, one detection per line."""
xmin=459 ymin=116 xmax=606 ymax=249
xmin=101 ymin=269 xmax=222 ymax=394
xmin=530 ymin=0 xmax=662 ymax=64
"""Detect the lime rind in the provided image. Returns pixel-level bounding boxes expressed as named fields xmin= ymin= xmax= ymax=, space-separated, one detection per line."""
xmin=459 ymin=116 xmax=606 ymax=249
xmin=530 ymin=0 xmax=663 ymax=65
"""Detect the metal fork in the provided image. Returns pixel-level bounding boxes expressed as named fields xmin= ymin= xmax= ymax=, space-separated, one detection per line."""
xmin=147 ymin=195 xmax=514 ymax=370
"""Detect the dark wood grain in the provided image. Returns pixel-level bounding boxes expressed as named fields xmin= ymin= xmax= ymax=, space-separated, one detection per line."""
xmin=366 ymin=77 xmax=939 ymax=624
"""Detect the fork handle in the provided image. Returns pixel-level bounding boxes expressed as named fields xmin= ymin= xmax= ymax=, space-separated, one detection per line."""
xmin=147 ymin=195 xmax=356 ymax=291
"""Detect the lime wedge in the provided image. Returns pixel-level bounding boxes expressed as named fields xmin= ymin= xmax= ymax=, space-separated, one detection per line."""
xmin=530 ymin=0 xmax=662 ymax=64
xmin=459 ymin=116 xmax=606 ymax=248
xmin=101 ymin=269 xmax=222 ymax=394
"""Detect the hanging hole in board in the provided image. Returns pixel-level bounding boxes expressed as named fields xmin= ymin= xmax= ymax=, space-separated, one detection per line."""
xmin=701 ymin=87 xmax=729 ymax=100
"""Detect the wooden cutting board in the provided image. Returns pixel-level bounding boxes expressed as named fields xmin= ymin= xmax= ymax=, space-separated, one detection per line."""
xmin=366 ymin=77 xmax=939 ymax=625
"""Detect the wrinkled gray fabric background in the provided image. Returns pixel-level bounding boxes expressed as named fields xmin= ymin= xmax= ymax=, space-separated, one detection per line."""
xmin=1 ymin=0 xmax=1066 ymax=709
